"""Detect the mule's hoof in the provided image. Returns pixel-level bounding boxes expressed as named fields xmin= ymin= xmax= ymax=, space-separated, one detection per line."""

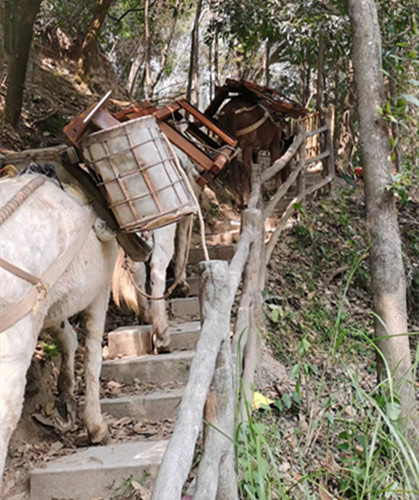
xmin=57 ymin=394 xmax=77 ymax=428
xmin=88 ymin=423 xmax=110 ymax=444
xmin=171 ymin=281 xmax=190 ymax=298
xmin=155 ymin=343 xmax=172 ymax=354
xmin=153 ymin=336 xmax=172 ymax=354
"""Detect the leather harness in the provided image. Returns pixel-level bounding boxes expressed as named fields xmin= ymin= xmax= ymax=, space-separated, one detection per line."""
xmin=0 ymin=176 xmax=97 ymax=332
xmin=235 ymin=111 xmax=270 ymax=138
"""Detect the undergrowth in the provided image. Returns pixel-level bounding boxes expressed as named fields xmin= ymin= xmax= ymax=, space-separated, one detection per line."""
xmin=235 ymin=182 xmax=419 ymax=499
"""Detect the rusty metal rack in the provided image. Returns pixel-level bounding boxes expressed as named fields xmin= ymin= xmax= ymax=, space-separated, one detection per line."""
xmin=205 ymin=78 xmax=308 ymax=120
xmin=64 ymin=94 xmax=238 ymax=189
xmin=115 ymin=98 xmax=237 ymax=188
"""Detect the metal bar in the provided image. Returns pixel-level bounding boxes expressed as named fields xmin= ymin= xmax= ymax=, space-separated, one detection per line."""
xmin=125 ymin=128 xmax=163 ymax=214
xmin=101 ymin=139 xmax=141 ymax=222
xmin=108 ymin=178 xmax=185 ymax=208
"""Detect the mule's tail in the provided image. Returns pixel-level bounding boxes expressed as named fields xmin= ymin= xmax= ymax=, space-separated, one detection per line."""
xmin=111 ymin=248 xmax=140 ymax=314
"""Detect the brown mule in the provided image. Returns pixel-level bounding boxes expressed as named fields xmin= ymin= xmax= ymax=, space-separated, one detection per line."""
xmin=218 ymin=96 xmax=292 ymax=207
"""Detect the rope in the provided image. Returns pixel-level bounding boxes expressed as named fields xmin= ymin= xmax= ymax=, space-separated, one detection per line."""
xmin=0 ymin=175 xmax=47 ymax=226
xmin=126 ymin=213 xmax=193 ymax=301
xmin=162 ymin=133 xmax=209 ymax=261
xmin=0 ymin=165 xmax=18 ymax=178
xmin=126 ymin=133 xmax=210 ymax=301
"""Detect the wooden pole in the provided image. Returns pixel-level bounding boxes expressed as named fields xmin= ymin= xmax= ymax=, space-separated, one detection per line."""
xmin=152 ymin=260 xmax=231 ymax=500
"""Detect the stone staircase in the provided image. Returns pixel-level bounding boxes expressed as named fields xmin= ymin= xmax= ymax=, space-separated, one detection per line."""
xmin=28 ymin=258 xmax=226 ymax=499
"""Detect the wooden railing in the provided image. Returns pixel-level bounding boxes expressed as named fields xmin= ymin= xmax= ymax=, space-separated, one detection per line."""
xmin=0 ymin=121 xmax=335 ymax=500
xmin=152 ymin=112 xmax=335 ymax=499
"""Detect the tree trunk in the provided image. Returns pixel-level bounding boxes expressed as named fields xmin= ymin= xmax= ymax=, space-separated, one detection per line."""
xmin=76 ymin=0 xmax=113 ymax=84
xmin=0 ymin=0 xmax=5 ymax=73
xmin=315 ymin=30 xmax=324 ymax=114
xmin=144 ymin=0 xmax=152 ymax=99
xmin=337 ymin=60 xmax=356 ymax=171
xmin=263 ymin=39 xmax=271 ymax=87
xmin=127 ymin=46 xmax=144 ymax=98
xmin=348 ymin=0 xmax=417 ymax=429
xmin=146 ymin=0 xmax=179 ymax=100
xmin=4 ymin=0 xmax=42 ymax=128
xmin=186 ymin=0 xmax=202 ymax=107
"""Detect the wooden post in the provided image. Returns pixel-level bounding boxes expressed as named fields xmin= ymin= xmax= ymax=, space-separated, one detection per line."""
xmin=152 ymin=261 xmax=231 ymax=500
xmin=193 ymin=339 xmax=238 ymax=500
xmin=297 ymin=126 xmax=306 ymax=207
xmin=232 ymin=208 xmax=264 ymax=420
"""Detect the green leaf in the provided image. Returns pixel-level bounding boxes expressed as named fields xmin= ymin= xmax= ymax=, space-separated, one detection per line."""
xmin=401 ymin=93 xmax=419 ymax=107
xmin=386 ymin=401 xmax=401 ymax=420
xmin=282 ymin=393 xmax=292 ymax=409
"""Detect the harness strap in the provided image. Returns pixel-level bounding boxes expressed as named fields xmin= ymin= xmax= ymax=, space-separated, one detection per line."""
xmin=0 ymin=175 xmax=47 ymax=225
xmin=236 ymin=111 xmax=270 ymax=137
xmin=0 ymin=257 xmax=46 ymax=287
xmin=234 ymin=104 xmax=258 ymax=115
xmin=218 ymin=104 xmax=258 ymax=117
xmin=0 ymin=209 xmax=97 ymax=333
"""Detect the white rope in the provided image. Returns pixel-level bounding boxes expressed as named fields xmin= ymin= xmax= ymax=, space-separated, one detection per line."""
xmin=162 ymin=134 xmax=210 ymax=261
xmin=127 ymin=214 xmax=194 ymax=301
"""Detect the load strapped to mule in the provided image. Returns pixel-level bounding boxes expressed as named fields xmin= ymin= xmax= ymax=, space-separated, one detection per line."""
xmin=204 ymin=78 xmax=308 ymax=121
xmin=64 ymin=92 xmax=238 ymax=233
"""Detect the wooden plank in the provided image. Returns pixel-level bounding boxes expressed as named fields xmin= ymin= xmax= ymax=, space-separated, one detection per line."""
xmin=304 ymin=150 xmax=330 ymax=166
xmin=177 ymin=99 xmax=237 ymax=147
xmin=154 ymin=102 xmax=182 ymax=120
xmin=1 ymin=145 xmax=69 ymax=166
xmin=306 ymin=125 xmax=328 ymax=138
xmin=157 ymin=121 xmax=213 ymax=171
xmin=305 ymin=176 xmax=333 ymax=196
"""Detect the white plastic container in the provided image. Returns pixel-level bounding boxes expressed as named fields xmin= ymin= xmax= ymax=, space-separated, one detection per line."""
xmin=81 ymin=115 xmax=195 ymax=231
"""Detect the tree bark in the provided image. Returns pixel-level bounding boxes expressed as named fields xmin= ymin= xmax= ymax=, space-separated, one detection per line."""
xmin=4 ymin=0 xmax=42 ymax=128
xmin=145 ymin=0 xmax=179 ymax=100
xmin=263 ymin=39 xmax=271 ymax=87
xmin=75 ymin=0 xmax=113 ymax=84
xmin=315 ymin=30 xmax=324 ymax=114
xmin=348 ymin=0 xmax=417 ymax=428
xmin=144 ymin=0 xmax=152 ymax=98
xmin=0 ymin=0 xmax=5 ymax=73
xmin=186 ymin=0 xmax=202 ymax=107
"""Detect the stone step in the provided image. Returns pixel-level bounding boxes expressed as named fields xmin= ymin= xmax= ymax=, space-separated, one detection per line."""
xmin=102 ymin=351 xmax=194 ymax=384
xmin=168 ymin=296 xmax=200 ymax=322
xmin=107 ymin=321 xmax=200 ymax=359
xmin=167 ymin=275 xmax=199 ymax=296
xmin=30 ymin=440 xmax=167 ymax=500
xmin=100 ymin=388 xmax=184 ymax=420
xmin=188 ymin=244 xmax=236 ymax=265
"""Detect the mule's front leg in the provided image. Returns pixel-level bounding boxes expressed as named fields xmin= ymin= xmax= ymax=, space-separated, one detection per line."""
xmin=173 ymin=217 xmax=191 ymax=298
xmin=150 ymin=225 xmax=176 ymax=353
xmin=53 ymin=320 xmax=78 ymax=430
xmin=0 ymin=317 xmax=39 ymax=480
xmin=83 ymin=294 xmax=109 ymax=444
xmin=134 ymin=261 xmax=151 ymax=324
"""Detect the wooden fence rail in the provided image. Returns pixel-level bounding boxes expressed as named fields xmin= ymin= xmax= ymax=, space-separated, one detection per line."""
xmin=152 ymin=109 xmax=335 ymax=499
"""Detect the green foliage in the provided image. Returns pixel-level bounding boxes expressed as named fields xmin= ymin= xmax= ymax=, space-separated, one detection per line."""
xmin=40 ymin=339 xmax=59 ymax=359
